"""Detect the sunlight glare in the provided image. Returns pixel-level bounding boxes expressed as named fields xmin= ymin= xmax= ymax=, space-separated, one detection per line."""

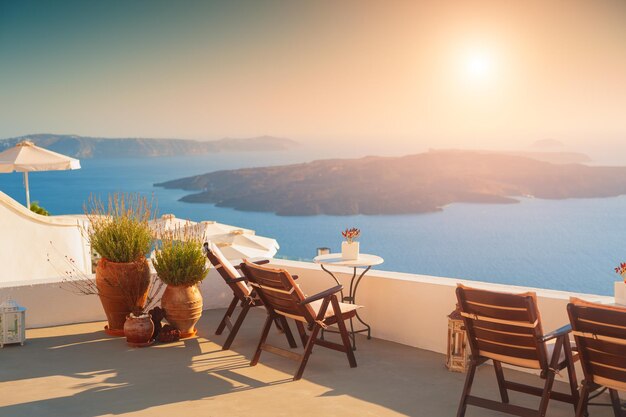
xmin=467 ymin=54 xmax=491 ymax=77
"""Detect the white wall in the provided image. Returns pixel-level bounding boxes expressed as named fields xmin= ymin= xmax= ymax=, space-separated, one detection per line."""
xmin=0 ymin=267 xmax=234 ymax=328
xmin=0 ymin=191 xmax=91 ymax=284
xmin=267 ymin=259 xmax=612 ymax=355
xmin=1 ymin=255 xmax=613 ymax=359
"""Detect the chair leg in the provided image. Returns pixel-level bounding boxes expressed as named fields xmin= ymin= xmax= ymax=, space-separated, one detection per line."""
xmin=250 ymin=313 xmax=274 ymax=366
xmin=279 ymin=316 xmax=298 ymax=348
xmin=294 ymin=324 xmax=321 ymax=381
xmin=576 ymin=382 xmax=589 ymax=417
xmin=332 ymin=297 xmax=356 ymax=368
xmin=537 ymin=369 xmax=557 ymax=417
xmin=493 ymin=360 xmax=509 ymax=404
xmin=456 ymin=359 xmax=477 ymax=417
xmin=564 ymin=337 xmax=580 ymax=413
xmin=537 ymin=337 xmax=564 ymax=416
xmin=222 ymin=303 xmax=251 ymax=350
xmin=610 ymin=389 xmax=623 ymax=417
xmin=295 ymin=321 xmax=308 ymax=347
xmin=216 ymin=296 xmax=239 ymax=335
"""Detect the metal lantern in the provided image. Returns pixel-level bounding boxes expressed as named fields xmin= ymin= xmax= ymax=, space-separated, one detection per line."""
xmin=0 ymin=300 xmax=26 ymax=347
xmin=316 ymin=247 xmax=330 ymax=256
xmin=446 ymin=305 xmax=468 ymax=372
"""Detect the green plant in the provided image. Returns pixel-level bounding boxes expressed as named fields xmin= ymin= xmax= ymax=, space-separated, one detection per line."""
xmin=30 ymin=201 xmax=50 ymax=216
xmin=153 ymin=227 xmax=208 ymax=286
xmin=84 ymin=193 xmax=153 ymax=263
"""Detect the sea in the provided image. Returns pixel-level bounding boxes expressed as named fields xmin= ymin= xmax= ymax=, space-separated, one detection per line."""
xmin=1 ymin=149 xmax=624 ymax=296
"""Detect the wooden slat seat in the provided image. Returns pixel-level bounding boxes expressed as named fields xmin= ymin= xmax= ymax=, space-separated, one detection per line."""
xmin=240 ymin=259 xmax=358 ymax=381
xmin=308 ymin=299 xmax=360 ymax=320
xmin=203 ymin=241 xmax=297 ymax=351
xmin=456 ymin=284 xmax=579 ymax=417
xmin=568 ymin=297 xmax=626 ymax=416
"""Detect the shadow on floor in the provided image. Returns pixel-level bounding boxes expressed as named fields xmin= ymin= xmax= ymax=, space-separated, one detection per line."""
xmin=0 ymin=308 xmax=616 ymax=417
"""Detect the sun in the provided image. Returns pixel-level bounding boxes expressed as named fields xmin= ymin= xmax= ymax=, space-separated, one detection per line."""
xmin=466 ymin=53 xmax=491 ymax=77
xmin=459 ymin=47 xmax=497 ymax=85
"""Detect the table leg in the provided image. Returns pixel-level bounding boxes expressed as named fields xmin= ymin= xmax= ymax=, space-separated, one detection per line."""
xmin=352 ymin=266 xmax=372 ymax=340
xmin=320 ymin=264 xmax=345 ymax=300
xmin=318 ymin=264 xmax=373 ymax=350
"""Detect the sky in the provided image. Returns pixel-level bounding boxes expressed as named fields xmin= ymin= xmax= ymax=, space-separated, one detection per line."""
xmin=1 ymin=0 xmax=625 ymax=155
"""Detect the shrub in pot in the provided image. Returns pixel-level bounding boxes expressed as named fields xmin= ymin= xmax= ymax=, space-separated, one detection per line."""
xmin=85 ymin=193 xmax=154 ymax=336
xmin=153 ymin=228 xmax=208 ymax=338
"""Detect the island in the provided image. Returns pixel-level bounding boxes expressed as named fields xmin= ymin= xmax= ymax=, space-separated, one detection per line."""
xmin=155 ymin=150 xmax=626 ymax=216
xmin=0 ymin=134 xmax=298 ymax=158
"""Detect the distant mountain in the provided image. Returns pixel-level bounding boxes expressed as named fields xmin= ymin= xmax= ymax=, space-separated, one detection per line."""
xmin=531 ymin=139 xmax=566 ymax=149
xmin=0 ymin=134 xmax=298 ymax=158
xmin=432 ymin=149 xmax=591 ymax=164
xmin=155 ymin=150 xmax=626 ymax=216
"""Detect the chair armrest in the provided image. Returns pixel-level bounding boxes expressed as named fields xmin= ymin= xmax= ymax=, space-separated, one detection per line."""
xmin=541 ymin=324 xmax=572 ymax=342
xmin=300 ymin=285 xmax=343 ymax=305
xmin=229 ymin=276 xmax=248 ymax=283
xmin=235 ymin=259 xmax=270 ymax=270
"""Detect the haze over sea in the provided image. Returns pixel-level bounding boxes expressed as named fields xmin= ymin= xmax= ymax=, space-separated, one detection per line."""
xmin=1 ymin=150 xmax=624 ymax=296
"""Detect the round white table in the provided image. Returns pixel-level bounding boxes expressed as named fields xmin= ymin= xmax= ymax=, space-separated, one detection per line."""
xmin=313 ymin=253 xmax=384 ymax=349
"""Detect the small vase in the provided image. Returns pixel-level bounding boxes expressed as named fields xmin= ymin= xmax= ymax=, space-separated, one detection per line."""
xmin=124 ymin=313 xmax=154 ymax=347
xmin=341 ymin=241 xmax=360 ymax=260
xmin=161 ymin=284 xmax=203 ymax=338
xmin=615 ymin=282 xmax=626 ymax=306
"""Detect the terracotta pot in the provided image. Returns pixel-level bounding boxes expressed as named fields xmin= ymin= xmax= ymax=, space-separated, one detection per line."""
xmin=96 ymin=258 xmax=151 ymax=336
xmin=124 ymin=314 xmax=154 ymax=347
xmin=161 ymin=284 xmax=203 ymax=338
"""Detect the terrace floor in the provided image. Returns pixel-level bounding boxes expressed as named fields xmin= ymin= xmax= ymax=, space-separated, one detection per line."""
xmin=0 ymin=308 xmax=616 ymax=417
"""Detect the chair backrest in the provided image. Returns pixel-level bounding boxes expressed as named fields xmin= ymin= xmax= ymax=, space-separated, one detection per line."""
xmin=456 ymin=284 xmax=547 ymax=369
xmin=240 ymin=260 xmax=316 ymax=324
xmin=204 ymin=241 xmax=251 ymax=300
xmin=568 ymin=298 xmax=626 ymax=391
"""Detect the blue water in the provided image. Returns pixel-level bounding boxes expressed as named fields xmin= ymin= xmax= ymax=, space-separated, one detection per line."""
xmin=1 ymin=151 xmax=624 ymax=295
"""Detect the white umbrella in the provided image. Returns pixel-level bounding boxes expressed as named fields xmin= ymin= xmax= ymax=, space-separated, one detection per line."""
xmin=148 ymin=215 xmax=279 ymax=260
xmin=148 ymin=214 xmax=199 ymax=238
xmin=0 ymin=140 xmax=81 ymax=207
xmin=205 ymin=229 xmax=279 ymax=260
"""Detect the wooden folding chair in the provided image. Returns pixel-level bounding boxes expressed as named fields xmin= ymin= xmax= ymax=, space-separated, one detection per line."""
xmin=203 ymin=241 xmax=297 ymax=350
xmin=456 ymin=284 xmax=579 ymax=417
xmin=240 ymin=259 xmax=359 ymax=381
xmin=568 ymin=298 xmax=626 ymax=417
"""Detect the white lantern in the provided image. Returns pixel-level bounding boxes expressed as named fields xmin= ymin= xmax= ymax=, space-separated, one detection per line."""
xmin=0 ymin=300 xmax=26 ymax=347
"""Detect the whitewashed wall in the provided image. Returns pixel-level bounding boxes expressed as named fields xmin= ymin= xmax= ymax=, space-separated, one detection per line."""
xmin=267 ymin=259 xmax=612 ymax=355
xmin=0 ymin=268 xmax=232 ymax=328
xmin=0 ymin=255 xmax=612 ymax=358
xmin=0 ymin=191 xmax=91 ymax=284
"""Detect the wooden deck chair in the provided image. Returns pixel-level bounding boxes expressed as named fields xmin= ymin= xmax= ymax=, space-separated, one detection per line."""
xmin=568 ymin=298 xmax=626 ymax=417
xmin=203 ymin=241 xmax=297 ymax=351
xmin=456 ymin=284 xmax=579 ymax=417
xmin=240 ymin=259 xmax=359 ymax=381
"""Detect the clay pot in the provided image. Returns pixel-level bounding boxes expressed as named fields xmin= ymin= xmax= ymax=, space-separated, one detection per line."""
xmin=96 ymin=258 xmax=151 ymax=336
xmin=161 ymin=284 xmax=203 ymax=338
xmin=124 ymin=314 xmax=154 ymax=347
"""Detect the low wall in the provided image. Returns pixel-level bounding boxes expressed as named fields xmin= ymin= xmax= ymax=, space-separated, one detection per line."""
xmin=0 ymin=191 xmax=91 ymax=284
xmin=0 ymin=268 xmax=234 ymax=329
xmin=0 ymin=258 xmax=613 ymax=357
xmin=268 ymin=259 xmax=612 ymax=356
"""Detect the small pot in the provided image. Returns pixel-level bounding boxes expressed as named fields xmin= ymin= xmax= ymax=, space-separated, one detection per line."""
xmin=124 ymin=313 xmax=154 ymax=347
xmin=161 ymin=284 xmax=203 ymax=338
xmin=341 ymin=241 xmax=360 ymax=260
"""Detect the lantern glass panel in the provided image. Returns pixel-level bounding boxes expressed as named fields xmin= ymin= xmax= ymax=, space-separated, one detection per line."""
xmin=6 ymin=313 xmax=19 ymax=341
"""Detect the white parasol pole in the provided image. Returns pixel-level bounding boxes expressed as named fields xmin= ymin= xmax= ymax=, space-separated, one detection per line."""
xmin=23 ymin=171 xmax=30 ymax=208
